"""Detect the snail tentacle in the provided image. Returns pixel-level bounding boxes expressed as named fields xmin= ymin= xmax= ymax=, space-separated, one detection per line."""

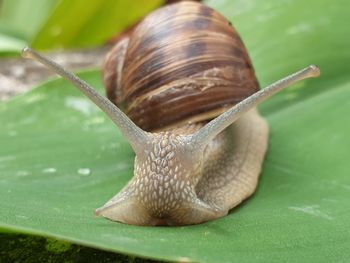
xmin=21 ymin=47 xmax=151 ymax=154
xmin=191 ymin=65 xmax=320 ymax=149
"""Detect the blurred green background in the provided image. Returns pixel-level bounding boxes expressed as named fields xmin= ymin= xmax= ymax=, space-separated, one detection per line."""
xmin=0 ymin=0 xmax=162 ymax=55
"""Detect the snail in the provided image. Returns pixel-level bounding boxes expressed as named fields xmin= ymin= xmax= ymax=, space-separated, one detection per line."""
xmin=21 ymin=1 xmax=320 ymax=226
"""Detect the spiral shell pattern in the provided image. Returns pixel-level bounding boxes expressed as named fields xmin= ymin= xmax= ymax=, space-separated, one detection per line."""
xmin=102 ymin=1 xmax=259 ymax=131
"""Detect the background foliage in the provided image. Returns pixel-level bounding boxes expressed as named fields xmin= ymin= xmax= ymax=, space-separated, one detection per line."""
xmin=0 ymin=0 xmax=161 ymax=55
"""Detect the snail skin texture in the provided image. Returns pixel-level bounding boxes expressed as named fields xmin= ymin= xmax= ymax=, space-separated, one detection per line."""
xmin=21 ymin=2 xmax=320 ymax=226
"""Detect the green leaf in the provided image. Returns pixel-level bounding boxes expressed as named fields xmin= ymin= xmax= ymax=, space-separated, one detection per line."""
xmin=0 ymin=0 xmax=162 ymax=54
xmin=0 ymin=0 xmax=57 ymax=54
xmin=0 ymin=32 xmax=27 ymax=55
xmin=0 ymin=0 xmax=349 ymax=262
xmin=31 ymin=0 xmax=162 ymax=49
xmin=0 ymin=0 xmax=58 ymax=40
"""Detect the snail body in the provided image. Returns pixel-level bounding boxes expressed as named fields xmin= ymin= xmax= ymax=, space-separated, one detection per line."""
xmin=99 ymin=2 xmax=266 ymax=225
xmin=22 ymin=2 xmax=320 ymax=226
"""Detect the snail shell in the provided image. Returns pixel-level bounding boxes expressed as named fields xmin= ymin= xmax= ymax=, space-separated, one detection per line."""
xmin=102 ymin=1 xmax=259 ymax=131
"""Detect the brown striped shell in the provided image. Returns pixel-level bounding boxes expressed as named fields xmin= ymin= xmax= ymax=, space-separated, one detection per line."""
xmin=102 ymin=1 xmax=259 ymax=132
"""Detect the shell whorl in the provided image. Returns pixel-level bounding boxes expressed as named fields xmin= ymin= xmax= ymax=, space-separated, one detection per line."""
xmin=102 ymin=1 xmax=259 ymax=131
